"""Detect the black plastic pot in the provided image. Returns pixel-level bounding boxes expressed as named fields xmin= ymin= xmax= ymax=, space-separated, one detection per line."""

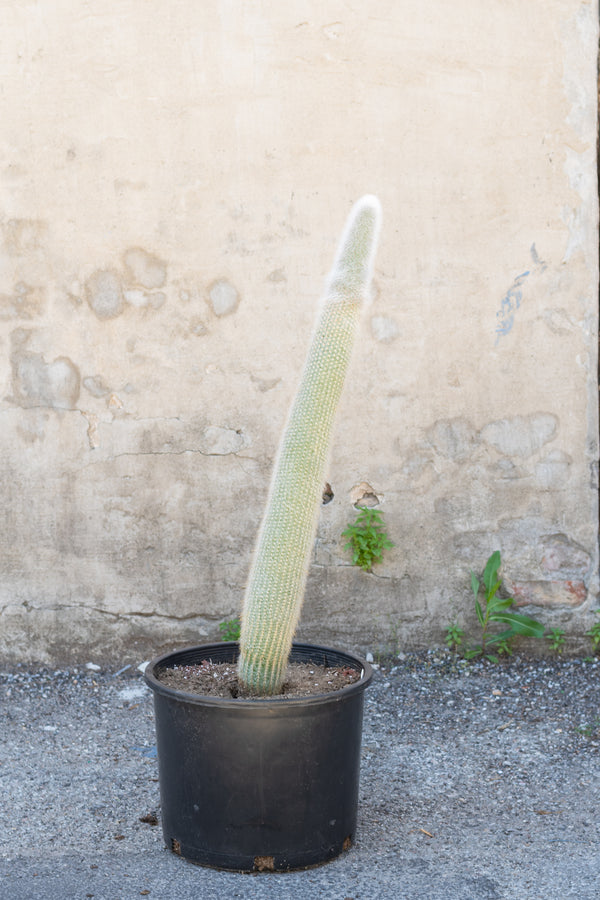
xmin=144 ymin=641 xmax=373 ymax=872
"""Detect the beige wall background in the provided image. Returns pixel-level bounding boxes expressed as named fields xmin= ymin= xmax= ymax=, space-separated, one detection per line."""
xmin=0 ymin=0 xmax=598 ymax=662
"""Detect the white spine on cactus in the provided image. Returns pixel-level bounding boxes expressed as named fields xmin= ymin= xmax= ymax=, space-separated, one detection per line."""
xmin=238 ymin=195 xmax=382 ymax=694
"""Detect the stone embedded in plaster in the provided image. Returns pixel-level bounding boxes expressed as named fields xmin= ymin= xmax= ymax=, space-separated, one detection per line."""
xmin=427 ymin=418 xmax=478 ymax=461
xmin=123 ymin=247 xmax=167 ymax=289
xmin=539 ymin=533 xmax=591 ymax=579
xmin=11 ymin=350 xmax=80 ymax=410
xmin=506 ymin=578 xmax=587 ymax=608
xmin=479 ymin=413 xmax=558 ymax=458
xmin=534 ymin=449 xmax=572 ymax=489
xmin=85 ymin=269 xmax=124 ymax=320
xmin=208 ymin=279 xmax=240 ymax=317
xmin=370 ymin=315 xmax=399 ymax=343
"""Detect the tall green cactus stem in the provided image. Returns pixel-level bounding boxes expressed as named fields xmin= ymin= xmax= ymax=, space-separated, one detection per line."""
xmin=238 ymin=195 xmax=382 ymax=694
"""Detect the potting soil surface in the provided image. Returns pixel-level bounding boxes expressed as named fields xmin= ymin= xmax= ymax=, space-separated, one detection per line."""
xmin=156 ymin=660 xmax=360 ymax=698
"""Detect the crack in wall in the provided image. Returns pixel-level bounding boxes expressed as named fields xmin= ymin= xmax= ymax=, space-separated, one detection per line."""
xmin=7 ymin=602 xmax=210 ymax=623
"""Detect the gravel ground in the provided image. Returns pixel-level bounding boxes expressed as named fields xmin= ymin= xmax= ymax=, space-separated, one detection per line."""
xmin=1 ymin=649 xmax=599 ymax=900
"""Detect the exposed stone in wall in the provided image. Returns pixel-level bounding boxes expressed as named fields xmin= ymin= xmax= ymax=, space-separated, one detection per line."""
xmin=506 ymin=579 xmax=587 ymax=608
xmin=500 ymin=534 xmax=591 ymax=609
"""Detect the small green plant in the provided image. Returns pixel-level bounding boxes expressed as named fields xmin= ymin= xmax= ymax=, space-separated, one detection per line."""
xmin=585 ymin=610 xmax=600 ymax=653
xmin=342 ymin=506 xmax=394 ymax=572
xmin=445 ymin=621 xmax=465 ymax=652
xmin=546 ymin=627 xmax=566 ymax=654
xmin=219 ymin=618 xmax=241 ymax=642
xmin=463 ymin=551 xmax=545 ymax=663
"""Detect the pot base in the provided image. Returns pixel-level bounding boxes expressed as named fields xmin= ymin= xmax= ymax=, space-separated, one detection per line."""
xmin=169 ymin=833 xmax=353 ymax=873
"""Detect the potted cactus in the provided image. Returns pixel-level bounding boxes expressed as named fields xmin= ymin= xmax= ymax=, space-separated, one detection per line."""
xmin=144 ymin=195 xmax=382 ymax=872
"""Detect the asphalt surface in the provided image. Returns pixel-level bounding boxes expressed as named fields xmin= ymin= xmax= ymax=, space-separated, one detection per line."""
xmin=2 ymin=650 xmax=599 ymax=900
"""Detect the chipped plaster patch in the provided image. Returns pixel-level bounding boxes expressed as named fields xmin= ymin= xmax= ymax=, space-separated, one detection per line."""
xmin=208 ymin=279 xmax=239 ymax=317
xmin=427 ymin=418 xmax=478 ymax=461
xmin=85 ymin=269 xmax=124 ymax=320
xmin=11 ymin=348 xmax=80 ymax=410
xmin=479 ymin=413 xmax=558 ymax=458
xmin=350 ymin=482 xmax=380 ymax=507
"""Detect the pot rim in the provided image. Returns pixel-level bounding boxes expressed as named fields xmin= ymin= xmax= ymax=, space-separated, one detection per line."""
xmin=144 ymin=641 xmax=373 ymax=709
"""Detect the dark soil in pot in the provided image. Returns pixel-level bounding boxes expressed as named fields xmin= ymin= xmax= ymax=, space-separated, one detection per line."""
xmin=156 ymin=658 xmax=361 ymax=699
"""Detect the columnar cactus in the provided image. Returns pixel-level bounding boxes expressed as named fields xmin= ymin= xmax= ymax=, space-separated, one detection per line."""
xmin=237 ymin=196 xmax=382 ymax=695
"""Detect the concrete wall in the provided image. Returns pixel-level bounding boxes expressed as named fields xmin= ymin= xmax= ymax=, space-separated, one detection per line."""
xmin=0 ymin=1 xmax=598 ymax=663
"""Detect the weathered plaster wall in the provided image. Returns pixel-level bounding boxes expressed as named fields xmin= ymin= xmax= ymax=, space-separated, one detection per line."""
xmin=0 ymin=1 xmax=597 ymax=662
